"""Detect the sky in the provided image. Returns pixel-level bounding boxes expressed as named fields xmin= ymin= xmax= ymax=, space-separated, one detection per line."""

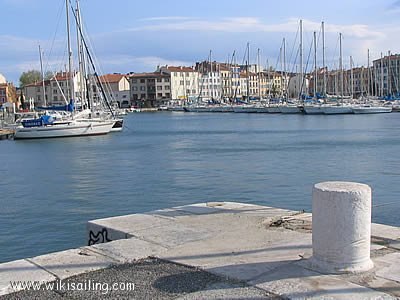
xmin=1 ymin=0 xmax=400 ymax=85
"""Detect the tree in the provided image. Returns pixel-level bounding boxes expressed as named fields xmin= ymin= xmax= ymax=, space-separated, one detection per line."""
xmin=19 ymin=70 xmax=41 ymax=87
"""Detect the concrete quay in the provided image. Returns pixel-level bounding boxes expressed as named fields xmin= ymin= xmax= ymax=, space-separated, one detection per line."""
xmin=0 ymin=129 xmax=14 ymax=140
xmin=1 ymin=201 xmax=400 ymax=299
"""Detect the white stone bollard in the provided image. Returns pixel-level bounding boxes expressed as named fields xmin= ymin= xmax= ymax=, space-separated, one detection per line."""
xmin=311 ymin=181 xmax=374 ymax=274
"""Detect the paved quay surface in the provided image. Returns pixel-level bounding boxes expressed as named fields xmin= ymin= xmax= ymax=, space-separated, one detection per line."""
xmin=1 ymin=202 xmax=400 ymax=299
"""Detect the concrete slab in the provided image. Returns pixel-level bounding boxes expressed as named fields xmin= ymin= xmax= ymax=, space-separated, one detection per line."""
xmin=28 ymin=247 xmax=118 ymax=280
xmin=131 ymin=221 xmax=213 ymax=248
xmin=2 ymin=202 xmax=400 ymax=299
xmin=91 ymin=237 xmax=168 ymax=263
xmin=173 ymin=203 xmax=225 ymax=215
xmin=372 ymin=223 xmax=400 ymax=241
xmin=88 ymin=213 xmax=177 ymax=234
xmin=86 ymin=222 xmax=127 ymax=246
xmin=0 ymin=259 xmax=56 ymax=296
xmin=175 ymin=282 xmax=278 ymax=299
xmin=251 ymin=262 xmax=395 ymax=300
xmin=87 ymin=213 xmax=179 ymax=246
xmin=374 ymin=252 xmax=400 ymax=283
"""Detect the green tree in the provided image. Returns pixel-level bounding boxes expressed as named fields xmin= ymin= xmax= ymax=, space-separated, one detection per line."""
xmin=19 ymin=70 xmax=41 ymax=87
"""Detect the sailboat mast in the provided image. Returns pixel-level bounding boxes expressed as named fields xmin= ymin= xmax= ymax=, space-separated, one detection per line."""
xmin=283 ymin=38 xmax=287 ymax=99
xmin=388 ymin=50 xmax=391 ymax=96
xmin=350 ymin=56 xmax=354 ymax=98
xmin=257 ymin=48 xmax=261 ymax=100
xmin=367 ymin=49 xmax=370 ymax=97
xmin=247 ymin=42 xmax=250 ymax=101
xmin=299 ymin=19 xmax=303 ymax=100
xmin=381 ymin=52 xmax=384 ymax=97
xmin=66 ymin=0 xmax=74 ymax=103
xmin=322 ymin=21 xmax=326 ymax=97
xmin=339 ymin=33 xmax=343 ymax=102
xmin=75 ymin=0 xmax=86 ymax=108
xmin=314 ymin=31 xmax=317 ymax=98
xmin=39 ymin=45 xmax=46 ymax=106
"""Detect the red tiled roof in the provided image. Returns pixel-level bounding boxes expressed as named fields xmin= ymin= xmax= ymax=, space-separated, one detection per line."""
xmin=129 ymin=72 xmax=168 ymax=78
xmin=53 ymin=72 xmax=75 ymax=81
xmin=164 ymin=66 xmax=195 ymax=72
xmin=24 ymin=80 xmax=50 ymax=87
xmin=99 ymin=73 xmax=126 ymax=83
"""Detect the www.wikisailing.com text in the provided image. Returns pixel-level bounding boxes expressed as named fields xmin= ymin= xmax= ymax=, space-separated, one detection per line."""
xmin=10 ymin=279 xmax=135 ymax=295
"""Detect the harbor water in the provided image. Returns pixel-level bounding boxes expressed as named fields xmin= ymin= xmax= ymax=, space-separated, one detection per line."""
xmin=1 ymin=112 xmax=400 ymax=263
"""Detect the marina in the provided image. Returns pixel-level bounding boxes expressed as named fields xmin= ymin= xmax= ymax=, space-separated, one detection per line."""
xmin=1 ymin=112 xmax=400 ymax=264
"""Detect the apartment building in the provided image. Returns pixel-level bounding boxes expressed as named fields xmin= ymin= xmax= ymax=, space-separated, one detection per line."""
xmin=373 ymin=54 xmax=400 ymax=97
xmin=159 ymin=66 xmax=199 ymax=103
xmin=98 ymin=74 xmax=130 ymax=108
xmin=129 ymin=71 xmax=171 ymax=108
xmin=195 ymin=61 xmax=222 ymax=102
xmin=24 ymin=72 xmax=83 ymax=107
xmin=0 ymin=81 xmax=17 ymax=105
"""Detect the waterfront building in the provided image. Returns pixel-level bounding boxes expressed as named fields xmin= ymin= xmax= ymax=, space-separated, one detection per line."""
xmin=129 ymin=71 xmax=171 ymax=108
xmin=195 ymin=61 xmax=222 ymax=102
xmin=308 ymin=67 xmax=327 ymax=97
xmin=344 ymin=67 xmax=370 ymax=98
xmin=372 ymin=54 xmax=400 ymax=97
xmin=287 ymin=74 xmax=309 ymax=99
xmin=0 ymin=76 xmax=17 ymax=106
xmin=98 ymin=74 xmax=130 ymax=108
xmin=23 ymin=71 xmax=83 ymax=107
xmin=219 ymin=64 xmax=231 ymax=101
xmin=159 ymin=65 xmax=199 ymax=104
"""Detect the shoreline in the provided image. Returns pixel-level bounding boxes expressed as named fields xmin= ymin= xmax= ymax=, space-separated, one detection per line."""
xmin=1 ymin=201 xmax=399 ymax=299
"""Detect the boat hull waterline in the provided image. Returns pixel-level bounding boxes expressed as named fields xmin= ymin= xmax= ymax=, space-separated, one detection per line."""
xmin=14 ymin=121 xmax=115 ymax=139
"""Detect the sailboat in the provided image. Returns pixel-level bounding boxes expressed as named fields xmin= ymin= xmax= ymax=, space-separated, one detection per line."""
xmin=304 ymin=22 xmax=325 ymax=115
xmin=14 ymin=0 xmax=115 ymax=139
xmin=352 ymin=51 xmax=392 ymax=114
xmin=322 ymin=33 xmax=352 ymax=115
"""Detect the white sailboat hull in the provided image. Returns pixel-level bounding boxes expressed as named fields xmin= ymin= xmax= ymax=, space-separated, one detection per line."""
xmin=322 ymin=106 xmax=353 ymax=115
xmin=279 ymin=106 xmax=302 ymax=114
xmin=303 ymin=106 xmax=324 ymax=115
xmin=14 ymin=120 xmax=114 ymax=139
xmin=352 ymin=106 xmax=392 ymax=114
xmin=267 ymin=106 xmax=281 ymax=113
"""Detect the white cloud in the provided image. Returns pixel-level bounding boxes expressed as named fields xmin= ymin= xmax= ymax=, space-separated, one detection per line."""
xmin=98 ymin=55 xmax=194 ymax=72
xmin=124 ymin=16 xmax=383 ymax=40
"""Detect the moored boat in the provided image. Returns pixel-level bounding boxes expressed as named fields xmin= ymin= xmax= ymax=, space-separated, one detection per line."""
xmin=352 ymin=105 xmax=392 ymax=114
xmin=14 ymin=117 xmax=114 ymax=139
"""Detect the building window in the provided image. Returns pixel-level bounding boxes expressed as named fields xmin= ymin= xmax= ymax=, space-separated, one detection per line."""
xmin=53 ymin=96 xmax=58 ymax=101
xmin=165 ymin=86 xmax=170 ymax=90
xmin=180 ymin=80 xmax=184 ymax=85
xmin=53 ymin=89 xmax=58 ymax=94
xmin=132 ymin=86 xmax=138 ymax=91
xmin=132 ymin=79 xmax=137 ymax=83
xmin=157 ymin=93 xmax=162 ymax=97
xmin=165 ymin=78 xmax=170 ymax=82
xmin=140 ymin=79 xmax=145 ymax=83
xmin=157 ymin=86 xmax=162 ymax=90
xmin=140 ymin=94 xmax=146 ymax=99
xmin=140 ymin=86 xmax=145 ymax=91
xmin=157 ymin=78 xmax=162 ymax=82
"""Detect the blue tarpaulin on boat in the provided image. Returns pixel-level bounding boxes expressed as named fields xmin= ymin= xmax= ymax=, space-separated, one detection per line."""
xmin=40 ymin=115 xmax=54 ymax=125
xmin=37 ymin=99 xmax=75 ymax=112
